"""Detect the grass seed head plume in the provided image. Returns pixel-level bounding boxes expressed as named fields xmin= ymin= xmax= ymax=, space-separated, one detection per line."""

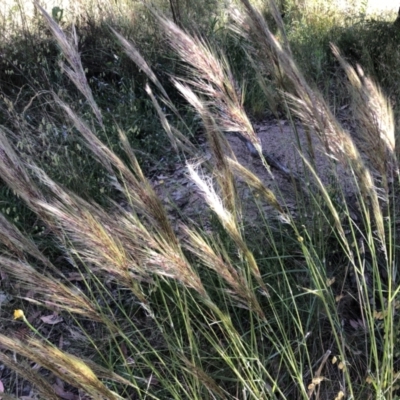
xmin=182 ymin=225 xmax=265 ymax=318
xmin=156 ymin=14 xmax=263 ymax=157
xmin=232 ymin=0 xmax=292 ymax=94
xmin=331 ymin=43 xmax=397 ymax=189
xmin=187 ymin=162 xmax=237 ymax=236
xmin=24 ymin=168 xmax=146 ymax=291
xmin=286 ymin=79 xmax=387 ymax=249
xmin=23 ymin=163 xmax=150 ymax=306
xmin=187 ymin=162 xmax=268 ymax=295
xmin=34 ymin=1 xmax=102 ymax=125
xmin=31 ymin=161 xmax=207 ymax=298
xmin=27 ymin=344 xmax=125 ymax=400
xmin=202 ymin=114 xmax=238 ymax=215
xmin=0 ymin=256 xmax=101 ymax=320
xmin=145 ymin=84 xmax=196 ymax=154
xmin=48 ymin=96 xmax=209 ymax=296
xmin=0 ymin=127 xmax=44 ymax=212
xmin=227 ymin=157 xmax=284 ymax=215
xmin=238 ymin=0 xmax=387 ymax=247
xmin=54 ymin=95 xmax=179 ymax=247
xmin=111 ymin=27 xmax=170 ymax=101
xmin=174 ymin=80 xmax=238 ymax=214
xmin=0 ymin=213 xmax=62 ymax=277
xmin=0 ymin=334 xmax=124 ymax=399
xmin=0 ymin=347 xmax=58 ymax=399
xmin=238 ymin=0 xmax=340 ymax=143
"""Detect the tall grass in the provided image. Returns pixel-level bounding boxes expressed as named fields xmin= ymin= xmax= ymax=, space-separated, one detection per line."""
xmin=0 ymin=0 xmax=400 ymax=399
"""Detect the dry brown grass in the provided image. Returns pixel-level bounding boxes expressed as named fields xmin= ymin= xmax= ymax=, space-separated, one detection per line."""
xmin=0 ymin=0 xmax=399 ymax=398
xmin=34 ymin=1 xmax=103 ymax=126
xmin=332 ymin=43 xmax=397 ymax=192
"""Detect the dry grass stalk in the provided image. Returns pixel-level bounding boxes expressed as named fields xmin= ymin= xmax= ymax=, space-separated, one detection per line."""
xmin=227 ymin=157 xmax=284 ymax=215
xmin=145 ymin=84 xmax=196 ymax=154
xmin=53 ymin=95 xmax=178 ymax=247
xmin=331 ymin=44 xmax=397 ymax=192
xmin=34 ymin=1 xmax=103 ymax=125
xmin=30 ymin=165 xmax=207 ymax=298
xmin=0 ymin=334 xmax=125 ymax=399
xmin=173 ymin=80 xmax=238 ymax=214
xmin=180 ymin=355 xmax=227 ymax=399
xmin=110 ymin=27 xmax=169 ymax=101
xmin=239 ymin=0 xmax=386 ymax=249
xmin=0 ymin=213 xmax=62 ymax=277
xmin=0 ymin=127 xmax=44 ymax=212
xmin=0 ymin=350 xmax=58 ymax=399
xmin=112 ymin=28 xmax=198 ymax=155
xmin=187 ymin=163 xmax=268 ymax=295
xmin=183 ymin=225 xmax=265 ymax=318
xmin=0 ymin=256 xmax=102 ymax=320
xmin=155 ymin=14 xmax=270 ymax=172
xmin=2 ymin=98 xmax=211 ymax=306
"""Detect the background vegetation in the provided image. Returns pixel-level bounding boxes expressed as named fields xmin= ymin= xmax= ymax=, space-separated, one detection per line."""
xmin=0 ymin=0 xmax=400 ymax=398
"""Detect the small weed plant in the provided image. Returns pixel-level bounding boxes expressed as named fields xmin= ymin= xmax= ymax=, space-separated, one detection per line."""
xmin=1 ymin=0 xmax=400 ymax=399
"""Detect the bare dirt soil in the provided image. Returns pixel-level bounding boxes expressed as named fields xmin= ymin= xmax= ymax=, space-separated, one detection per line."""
xmin=150 ymin=118 xmax=357 ymax=227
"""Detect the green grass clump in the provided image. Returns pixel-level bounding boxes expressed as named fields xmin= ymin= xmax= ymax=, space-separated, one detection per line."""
xmin=1 ymin=0 xmax=400 ymax=399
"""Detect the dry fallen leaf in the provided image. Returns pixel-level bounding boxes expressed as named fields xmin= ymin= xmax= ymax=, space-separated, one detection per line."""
xmin=40 ymin=313 xmax=63 ymax=325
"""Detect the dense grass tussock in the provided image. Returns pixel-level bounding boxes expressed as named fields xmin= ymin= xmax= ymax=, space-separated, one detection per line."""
xmin=1 ymin=0 xmax=400 ymax=399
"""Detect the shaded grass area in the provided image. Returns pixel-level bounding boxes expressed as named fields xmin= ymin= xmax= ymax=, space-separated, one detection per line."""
xmin=1 ymin=0 xmax=400 ymax=399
